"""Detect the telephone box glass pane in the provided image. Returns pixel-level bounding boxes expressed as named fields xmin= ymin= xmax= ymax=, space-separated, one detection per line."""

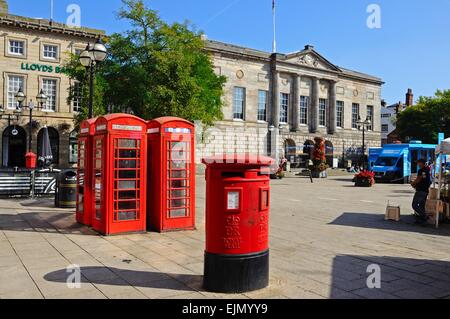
xmin=167 ymin=140 xmax=190 ymax=219
xmin=113 ymin=138 xmax=141 ymax=222
xmin=94 ymin=138 xmax=103 ymax=220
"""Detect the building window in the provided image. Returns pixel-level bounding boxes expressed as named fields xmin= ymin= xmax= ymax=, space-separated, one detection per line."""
xmin=352 ymin=103 xmax=360 ymax=129
xmin=382 ymin=113 xmax=392 ymax=118
xmin=382 ymin=124 xmax=389 ymax=132
xmin=257 ymin=90 xmax=268 ymax=122
xmin=367 ymin=105 xmax=374 ymax=131
xmin=299 ymin=96 xmax=309 ymax=125
xmin=72 ymin=82 xmax=83 ymax=112
xmin=9 ymin=40 xmax=25 ymax=56
xmin=69 ymin=130 xmax=78 ymax=164
xmin=336 ymin=101 xmax=344 ymax=128
xmin=43 ymin=44 xmax=58 ymax=60
xmin=233 ymin=87 xmax=245 ymax=120
xmin=319 ymin=98 xmax=327 ymax=127
xmin=42 ymin=79 xmax=57 ymax=111
xmin=280 ymin=93 xmax=289 ymax=124
xmin=7 ymin=75 xmax=25 ymax=110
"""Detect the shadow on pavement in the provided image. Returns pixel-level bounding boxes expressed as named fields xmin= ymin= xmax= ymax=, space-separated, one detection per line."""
xmin=19 ymin=199 xmax=61 ymax=209
xmin=44 ymin=266 xmax=203 ymax=291
xmin=0 ymin=212 xmax=97 ymax=235
xmin=330 ymin=255 xmax=450 ymax=299
xmin=329 ymin=212 xmax=450 ymax=236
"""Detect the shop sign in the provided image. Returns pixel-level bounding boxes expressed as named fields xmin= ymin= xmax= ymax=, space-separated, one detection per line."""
xmin=20 ymin=63 xmax=67 ymax=74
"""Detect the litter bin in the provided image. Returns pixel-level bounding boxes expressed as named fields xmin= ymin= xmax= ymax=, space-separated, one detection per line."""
xmin=55 ymin=170 xmax=77 ymax=208
xmin=202 ymin=154 xmax=274 ymax=293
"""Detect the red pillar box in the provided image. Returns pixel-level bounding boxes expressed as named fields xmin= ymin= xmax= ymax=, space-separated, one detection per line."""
xmin=92 ymin=114 xmax=147 ymax=235
xmin=147 ymin=117 xmax=195 ymax=232
xmin=25 ymin=152 xmax=37 ymax=169
xmin=202 ymin=154 xmax=274 ymax=293
xmin=76 ymin=118 xmax=96 ymax=226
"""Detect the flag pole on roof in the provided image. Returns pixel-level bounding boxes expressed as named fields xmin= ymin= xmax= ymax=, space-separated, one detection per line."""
xmin=50 ymin=0 xmax=54 ymax=22
xmin=272 ymin=0 xmax=277 ymax=53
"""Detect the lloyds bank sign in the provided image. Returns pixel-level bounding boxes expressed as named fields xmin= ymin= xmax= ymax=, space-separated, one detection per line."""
xmin=20 ymin=63 xmax=67 ymax=74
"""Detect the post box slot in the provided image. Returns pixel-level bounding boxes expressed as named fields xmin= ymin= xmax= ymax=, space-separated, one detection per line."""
xmin=166 ymin=141 xmax=191 ymax=219
xmin=113 ymin=137 xmax=141 ymax=222
xmin=222 ymin=172 xmax=245 ymax=178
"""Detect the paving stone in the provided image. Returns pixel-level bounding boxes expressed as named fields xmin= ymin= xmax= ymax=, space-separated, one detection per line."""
xmin=1 ymin=176 xmax=450 ymax=299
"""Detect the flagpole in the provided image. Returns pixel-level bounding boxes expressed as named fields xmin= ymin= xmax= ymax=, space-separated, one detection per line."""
xmin=50 ymin=0 xmax=54 ymax=21
xmin=272 ymin=0 xmax=277 ymax=53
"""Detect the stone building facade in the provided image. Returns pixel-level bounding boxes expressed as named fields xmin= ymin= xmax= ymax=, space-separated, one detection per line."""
xmin=198 ymin=40 xmax=384 ymax=167
xmin=0 ymin=2 xmax=103 ymax=168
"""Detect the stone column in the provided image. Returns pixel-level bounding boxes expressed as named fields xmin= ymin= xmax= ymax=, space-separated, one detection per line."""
xmin=271 ymin=71 xmax=280 ymax=128
xmin=328 ymin=80 xmax=337 ymax=134
xmin=310 ymin=77 xmax=319 ymax=133
xmin=291 ymin=75 xmax=300 ymax=131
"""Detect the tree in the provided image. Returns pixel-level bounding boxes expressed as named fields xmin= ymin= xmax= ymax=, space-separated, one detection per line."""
xmin=396 ymin=90 xmax=450 ymax=144
xmin=65 ymin=0 xmax=226 ymax=127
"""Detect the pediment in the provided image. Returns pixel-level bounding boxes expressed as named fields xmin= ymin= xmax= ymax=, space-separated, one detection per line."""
xmin=284 ymin=50 xmax=341 ymax=72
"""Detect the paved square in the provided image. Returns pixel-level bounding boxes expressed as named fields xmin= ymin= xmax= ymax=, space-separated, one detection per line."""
xmin=2 ymin=174 xmax=450 ymax=299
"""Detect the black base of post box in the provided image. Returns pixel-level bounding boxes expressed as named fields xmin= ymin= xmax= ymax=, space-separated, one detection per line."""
xmin=203 ymin=250 xmax=269 ymax=293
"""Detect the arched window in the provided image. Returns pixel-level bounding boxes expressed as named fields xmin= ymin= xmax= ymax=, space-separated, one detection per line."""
xmin=2 ymin=125 xmax=27 ymax=168
xmin=69 ymin=130 xmax=78 ymax=164
xmin=303 ymin=140 xmax=314 ymax=160
xmin=37 ymin=127 xmax=59 ymax=165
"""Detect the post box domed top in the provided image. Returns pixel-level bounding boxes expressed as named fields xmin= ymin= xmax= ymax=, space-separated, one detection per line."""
xmin=147 ymin=117 xmax=194 ymax=128
xmin=202 ymin=154 xmax=274 ymax=168
xmin=95 ymin=113 xmax=147 ymax=134
xmin=80 ymin=118 xmax=97 ymax=136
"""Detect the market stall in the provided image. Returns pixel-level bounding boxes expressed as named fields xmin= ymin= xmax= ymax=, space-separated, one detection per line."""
xmin=431 ymin=138 xmax=450 ymax=227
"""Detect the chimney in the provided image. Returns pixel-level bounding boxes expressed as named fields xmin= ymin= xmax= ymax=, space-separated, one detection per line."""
xmin=0 ymin=0 xmax=8 ymax=14
xmin=406 ymin=88 xmax=414 ymax=107
xmin=304 ymin=45 xmax=314 ymax=50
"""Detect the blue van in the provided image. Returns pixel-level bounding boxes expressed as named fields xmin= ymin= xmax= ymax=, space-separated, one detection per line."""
xmin=369 ymin=142 xmax=436 ymax=183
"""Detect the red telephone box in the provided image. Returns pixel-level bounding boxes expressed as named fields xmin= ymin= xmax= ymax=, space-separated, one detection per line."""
xmin=147 ymin=117 xmax=195 ymax=232
xmin=76 ymin=118 xmax=96 ymax=226
xmin=202 ymin=154 xmax=274 ymax=293
xmin=92 ymin=114 xmax=147 ymax=235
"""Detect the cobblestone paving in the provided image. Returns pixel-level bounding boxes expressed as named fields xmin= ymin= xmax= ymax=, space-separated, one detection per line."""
xmin=2 ymin=174 xmax=450 ymax=299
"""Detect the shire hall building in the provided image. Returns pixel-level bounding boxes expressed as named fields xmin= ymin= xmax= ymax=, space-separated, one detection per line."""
xmin=197 ymin=40 xmax=384 ymax=167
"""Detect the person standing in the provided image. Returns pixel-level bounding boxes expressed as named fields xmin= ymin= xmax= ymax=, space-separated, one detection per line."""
xmin=411 ymin=159 xmax=432 ymax=225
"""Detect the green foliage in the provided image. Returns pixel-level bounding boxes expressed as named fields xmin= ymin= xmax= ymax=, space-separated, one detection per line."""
xmin=396 ymin=90 xmax=450 ymax=143
xmin=65 ymin=0 xmax=226 ymax=128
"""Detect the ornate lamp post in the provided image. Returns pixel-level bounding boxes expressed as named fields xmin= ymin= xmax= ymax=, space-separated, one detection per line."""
xmin=357 ymin=116 xmax=371 ymax=169
xmin=15 ymin=88 xmax=48 ymax=152
xmin=79 ymin=38 xmax=107 ymax=119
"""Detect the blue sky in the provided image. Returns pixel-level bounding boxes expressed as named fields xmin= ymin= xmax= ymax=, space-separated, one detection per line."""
xmin=9 ymin=0 xmax=450 ymax=104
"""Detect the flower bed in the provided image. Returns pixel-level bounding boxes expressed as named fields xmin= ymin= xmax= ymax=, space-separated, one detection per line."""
xmin=354 ymin=170 xmax=375 ymax=187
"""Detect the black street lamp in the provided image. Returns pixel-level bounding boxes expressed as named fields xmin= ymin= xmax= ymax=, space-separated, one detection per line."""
xmin=79 ymin=38 xmax=107 ymax=119
xmin=15 ymin=88 xmax=48 ymax=152
xmin=0 ymin=105 xmax=20 ymax=126
xmin=357 ymin=116 xmax=371 ymax=169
